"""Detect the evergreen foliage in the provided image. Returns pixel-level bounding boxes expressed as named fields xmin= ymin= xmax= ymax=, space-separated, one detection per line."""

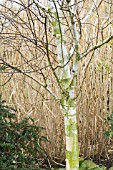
xmin=104 ymin=112 xmax=113 ymax=137
xmin=0 ymin=94 xmax=49 ymax=169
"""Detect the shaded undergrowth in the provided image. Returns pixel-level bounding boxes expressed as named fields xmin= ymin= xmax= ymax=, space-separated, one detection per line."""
xmin=0 ymin=94 xmax=49 ymax=169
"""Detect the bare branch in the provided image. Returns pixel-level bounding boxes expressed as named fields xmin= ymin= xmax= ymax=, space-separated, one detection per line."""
xmin=81 ymin=34 xmax=113 ymax=59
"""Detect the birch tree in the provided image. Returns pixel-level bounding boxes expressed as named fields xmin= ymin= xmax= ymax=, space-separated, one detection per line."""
xmin=43 ymin=0 xmax=113 ymax=169
xmin=0 ymin=0 xmax=113 ymax=170
xmin=47 ymin=1 xmax=80 ymax=169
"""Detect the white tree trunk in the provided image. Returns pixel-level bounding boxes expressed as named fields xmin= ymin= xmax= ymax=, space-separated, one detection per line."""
xmin=48 ymin=1 xmax=80 ymax=169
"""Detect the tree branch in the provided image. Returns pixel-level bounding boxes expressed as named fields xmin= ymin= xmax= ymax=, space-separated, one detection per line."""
xmin=81 ymin=35 xmax=113 ymax=59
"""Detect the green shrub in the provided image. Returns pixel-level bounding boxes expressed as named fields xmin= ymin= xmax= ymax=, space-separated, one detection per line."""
xmin=0 ymin=94 xmax=49 ymax=169
xmin=104 ymin=112 xmax=113 ymax=138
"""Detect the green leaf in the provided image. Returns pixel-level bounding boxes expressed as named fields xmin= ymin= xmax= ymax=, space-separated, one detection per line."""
xmin=109 ymin=131 xmax=113 ymax=136
xmin=104 ymin=131 xmax=110 ymax=137
xmin=79 ymin=157 xmax=85 ymax=166
xmin=80 ymin=161 xmax=88 ymax=170
xmin=83 ymin=160 xmax=97 ymax=168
